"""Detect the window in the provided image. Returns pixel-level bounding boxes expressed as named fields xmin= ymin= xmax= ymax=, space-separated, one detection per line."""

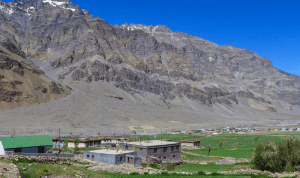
xmin=163 ymin=147 xmax=167 ymax=153
xmin=171 ymin=147 xmax=175 ymax=151
xmin=154 ymin=148 xmax=158 ymax=154
xmin=164 ymin=156 xmax=166 ymax=159
xmin=87 ymin=154 xmax=90 ymax=158
xmin=176 ymin=146 xmax=179 ymax=151
xmin=173 ymin=155 xmax=176 ymax=159
xmin=120 ymin=157 xmax=123 ymax=161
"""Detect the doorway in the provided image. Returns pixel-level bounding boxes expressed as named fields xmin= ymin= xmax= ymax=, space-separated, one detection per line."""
xmin=38 ymin=146 xmax=45 ymax=153
xmin=92 ymin=155 xmax=95 ymax=161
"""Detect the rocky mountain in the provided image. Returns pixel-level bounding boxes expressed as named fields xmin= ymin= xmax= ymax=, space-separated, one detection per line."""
xmin=0 ymin=0 xmax=299 ymax=134
xmin=0 ymin=0 xmax=72 ymax=111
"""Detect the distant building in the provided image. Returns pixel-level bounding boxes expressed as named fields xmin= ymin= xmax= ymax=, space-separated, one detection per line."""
xmin=111 ymin=138 xmax=127 ymax=144
xmin=282 ymin=127 xmax=288 ymax=131
xmin=170 ymin=130 xmax=181 ymax=135
xmin=52 ymin=138 xmax=64 ymax=148
xmin=180 ymin=140 xmax=200 ymax=148
xmin=289 ymin=128 xmax=295 ymax=131
xmin=124 ymin=140 xmax=181 ymax=162
xmin=84 ymin=149 xmax=142 ymax=167
xmin=0 ymin=135 xmax=53 ymax=155
xmin=68 ymin=137 xmax=112 ymax=148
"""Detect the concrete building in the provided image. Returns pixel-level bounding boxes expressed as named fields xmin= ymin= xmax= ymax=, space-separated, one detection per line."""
xmin=180 ymin=140 xmax=200 ymax=148
xmin=83 ymin=149 xmax=142 ymax=167
xmin=124 ymin=140 xmax=181 ymax=162
xmin=0 ymin=135 xmax=53 ymax=155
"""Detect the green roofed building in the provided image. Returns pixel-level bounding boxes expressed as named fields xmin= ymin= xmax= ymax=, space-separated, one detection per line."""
xmin=0 ymin=135 xmax=53 ymax=155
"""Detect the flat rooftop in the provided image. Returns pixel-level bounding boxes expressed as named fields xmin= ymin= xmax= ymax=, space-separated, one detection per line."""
xmin=88 ymin=149 xmax=135 ymax=155
xmin=127 ymin=140 xmax=179 ymax=146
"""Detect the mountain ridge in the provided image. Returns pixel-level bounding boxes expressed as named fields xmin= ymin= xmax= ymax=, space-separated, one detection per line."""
xmin=0 ymin=0 xmax=299 ymax=134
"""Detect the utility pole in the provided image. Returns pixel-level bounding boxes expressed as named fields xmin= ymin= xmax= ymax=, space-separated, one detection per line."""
xmin=58 ymin=128 xmax=61 ymax=154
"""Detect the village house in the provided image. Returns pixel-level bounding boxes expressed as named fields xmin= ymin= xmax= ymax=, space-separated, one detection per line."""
xmin=180 ymin=140 xmax=200 ymax=148
xmin=170 ymin=130 xmax=181 ymax=134
xmin=0 ymin=135 xmax=53 ymax=155
xmin=52 ymin=138 xmax=64 ymax=148
xmin=68 ymin=137 xmax=112 ymax=148
xmin=83 ymin=149 xmax=142 ymax=167
xmin=289 ymin=128 xmax=295 ymax=131
xmin=111 ymin=138 xmax=127 ymax=144
xmin=124 ymin=140 xmax=181 ymax=162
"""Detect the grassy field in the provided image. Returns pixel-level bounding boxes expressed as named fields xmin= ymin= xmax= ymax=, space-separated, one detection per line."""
xmin=1 ymin=158 xmax=257 ymax=178
xmin=174 ymin=163 xmax=251 ymax=173
xmin=182 ymin=153 xmax=221 ymax=162
xmin=140 ymin=133 xmax=299 ymax=159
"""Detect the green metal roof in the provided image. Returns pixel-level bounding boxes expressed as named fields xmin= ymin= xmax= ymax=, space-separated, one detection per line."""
xmin=0 ymin=135 xmax=53 ymax=149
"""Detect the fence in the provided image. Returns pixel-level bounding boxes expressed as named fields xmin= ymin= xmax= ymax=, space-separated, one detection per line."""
xmin=5 ymin=151 xmax=74 ymax=157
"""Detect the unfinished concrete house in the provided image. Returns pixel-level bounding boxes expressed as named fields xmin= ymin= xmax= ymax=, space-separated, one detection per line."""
xmin=83 ymin=149 xmax=142 ymax=167
xmin=180 ymin=140 xmax=201 ymax=148
xmin=124 ymin=140 xmax=181 ymax=162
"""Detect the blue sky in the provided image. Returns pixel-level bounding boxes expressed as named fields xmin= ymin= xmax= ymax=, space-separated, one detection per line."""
xmin=6 ymin=0 xmax=300 ymax=76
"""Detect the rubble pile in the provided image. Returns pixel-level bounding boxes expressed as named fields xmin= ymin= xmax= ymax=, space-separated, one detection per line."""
xmin=219 ymin=168 xmax=300 ymax=177
xmin=0 ymin=162 xmax=21 ymax=178
xmin=87 ymin=160 xmax=162 ymax=175
xmin=1 ymin=155 xmax=80 ymax=164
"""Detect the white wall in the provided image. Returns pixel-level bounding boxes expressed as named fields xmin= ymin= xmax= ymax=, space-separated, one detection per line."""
xmin=0 ymin=141 xmax=5 ymax=155
xmin=68 ymin=142 xmax=86 ymax=148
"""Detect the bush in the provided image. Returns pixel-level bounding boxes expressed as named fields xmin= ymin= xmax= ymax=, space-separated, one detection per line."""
xmin=161 ymin=171 xmax=169 ymax=176
xmin=198 ymin=171 xmax=206 ymax=175
xmin=252 ymin=137 xmax=300 ymax=173
xmin=211 ymin=172 xmax=222 ymax=176
xmin=149 ymin=163 xmax=159 ymax=169
xmin=43 ymin=169 xmax=49 ymax=172
xmin=144 ymin=172 xmax=149 ymax=175
xmin=165 ymin=163 xmax=176 ymax=171
xmin=129 ymin=172 xmax=139 ymax=175
xmin=21 ymin=172 xmax=31 ymax=178
xmin=13 ymin=158 xmax=33 ymax=164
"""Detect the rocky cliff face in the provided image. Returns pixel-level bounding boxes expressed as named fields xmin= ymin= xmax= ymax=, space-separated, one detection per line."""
xmin=0 ymin=1 xmax=72 ymax=111
xmin=0 ymin=0 xmax=299 ymax=116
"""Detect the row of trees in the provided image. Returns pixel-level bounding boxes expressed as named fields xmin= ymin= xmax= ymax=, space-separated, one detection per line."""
xmin=252 ymin=137 xmax=300 ymax=173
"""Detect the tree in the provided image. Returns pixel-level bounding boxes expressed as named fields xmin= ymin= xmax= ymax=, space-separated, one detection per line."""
xmin=252 ymin=137 xmax=300 ymax=173
xmin=74 ymin=137 xmax=79 ymax=151
xmin=218 ymin=140 xmax=224 ymax=149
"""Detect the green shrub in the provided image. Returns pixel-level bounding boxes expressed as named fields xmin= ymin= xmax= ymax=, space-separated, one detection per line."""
xmin=13 ymin=158 xmax=33 ymax=164
xmin=198 ymin=171 xmax=206 ymax=175
xmin=144 ymin=172 xmax=149 ymax=175
xmin=211 ymin=172 xmax=222 ymax=176
xmin=252 ymin=137 xmax=300 ymax=173
xmin=161 ymin=171 xmax=169 ymax=176
xmin=43 ymin=169 xmax=49 ymax=172
xmin=21 ymin=172 xmax=31 ymax=178
xmin=149 ymin=163 xmax=159 ymax=169
xmin=129 ymin=172 xmax=139 ymax=175
xmin=165 ymin=163 xmax=176 ymax=171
